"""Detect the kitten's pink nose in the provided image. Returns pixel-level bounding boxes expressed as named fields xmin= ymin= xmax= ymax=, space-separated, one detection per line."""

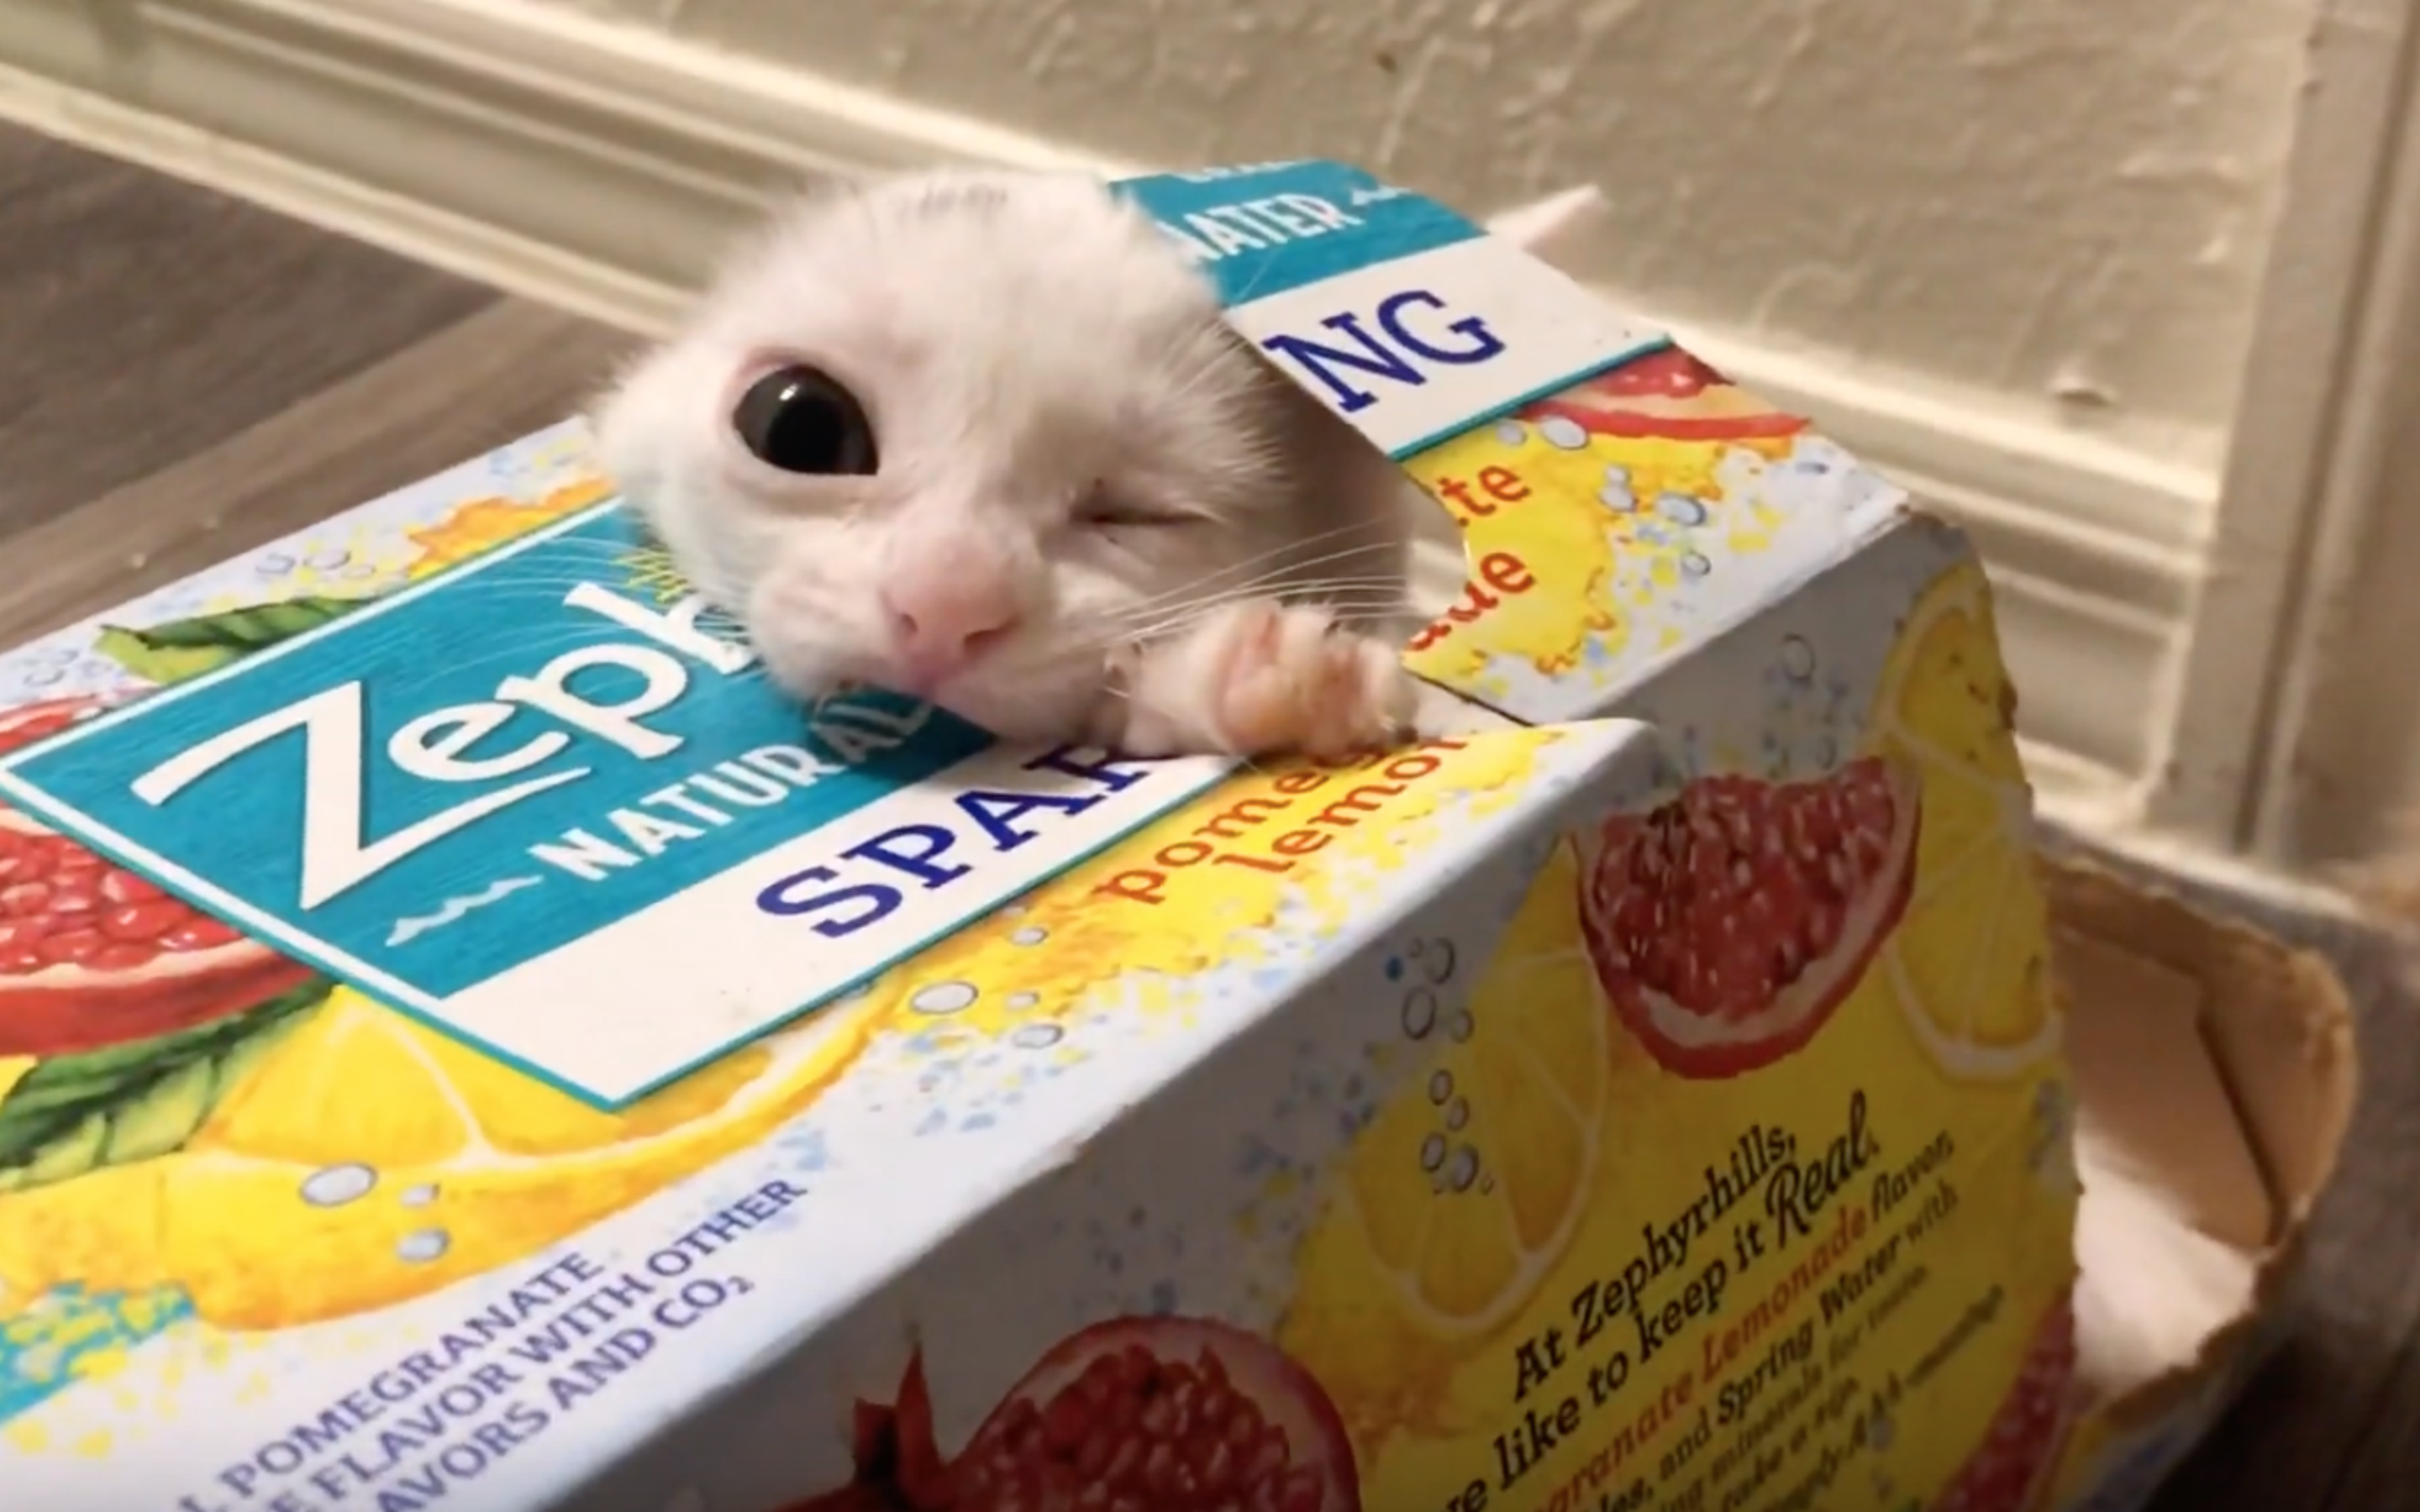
xmin=880 ymin=575 xmax=1022 ymax=685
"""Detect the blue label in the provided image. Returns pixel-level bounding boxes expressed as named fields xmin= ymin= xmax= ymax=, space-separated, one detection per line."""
xmin=2 ymin=507 xmax=994 ymax=1001
xmin=1111 ymin=160 xmax=1484 ymax=306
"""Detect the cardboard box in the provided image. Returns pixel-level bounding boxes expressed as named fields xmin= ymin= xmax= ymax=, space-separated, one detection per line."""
xmin=2039 ymin=858 xmax=2354 ymax=1512
xmin=0 ymin=161 xmax=2352 ymax=1512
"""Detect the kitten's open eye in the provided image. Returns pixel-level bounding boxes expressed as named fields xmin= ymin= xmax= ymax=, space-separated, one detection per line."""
xmin=732 ymin=365 xmax=877 ymax=476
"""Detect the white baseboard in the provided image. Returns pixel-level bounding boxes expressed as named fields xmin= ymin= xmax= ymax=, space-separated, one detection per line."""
xmin=0 ymin=0 xmax=2219 ymax=837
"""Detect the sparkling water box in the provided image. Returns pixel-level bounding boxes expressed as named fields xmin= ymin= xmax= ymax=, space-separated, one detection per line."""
xmin=0 ymin=162 xmax=2144 ymax=1512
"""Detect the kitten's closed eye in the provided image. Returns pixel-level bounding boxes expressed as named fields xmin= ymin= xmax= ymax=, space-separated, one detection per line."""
xmin=1076 ymin=499 xmax=1186 ymax=529
xmin=1076 ymin=480 xmax=1193 ymax=531
xmin=733 ymin=364 xmax=879 ymax=476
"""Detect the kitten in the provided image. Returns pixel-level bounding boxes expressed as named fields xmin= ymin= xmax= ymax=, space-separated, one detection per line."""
xmin=592 ymin=171 xmax=1607 ymax=758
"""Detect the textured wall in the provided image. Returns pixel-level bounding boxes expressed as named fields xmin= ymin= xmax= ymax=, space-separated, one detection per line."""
xmin=568 ymin=0 xmax=2317 ymax=462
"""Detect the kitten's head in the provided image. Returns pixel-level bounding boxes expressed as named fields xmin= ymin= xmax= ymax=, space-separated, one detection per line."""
xmin=593 ymin=170 xmax=1387 ymax=741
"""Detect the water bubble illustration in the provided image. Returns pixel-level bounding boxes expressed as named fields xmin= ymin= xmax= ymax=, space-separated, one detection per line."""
xmin=1538 ymin=417 xmax=1589 ymax=450
xmin=1780 ymin=634 xmax=1817 ymax=681
xmin=1446 ymin=1146 xmax=1481 ymax=1191
xmin=910 ymin=982 xmax=978 ymax=1016
xmin=1658 ymin=494 xmax=1710 ymax=528
xmin=1418 ymin=938 xmax=1458 ymax=983
xmin=1402 ymin=989 xmax=1439 ymax=1039
xmin=300 ymin=1164 xmax=376 ymax=1208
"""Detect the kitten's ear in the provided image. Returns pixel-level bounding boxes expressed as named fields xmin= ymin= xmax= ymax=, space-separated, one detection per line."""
xmin=1482 ymin=186 xmax=1609 ymax=271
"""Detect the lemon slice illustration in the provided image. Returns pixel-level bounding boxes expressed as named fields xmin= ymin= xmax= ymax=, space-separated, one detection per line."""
xmin=1280 ymin=838 xmax=1607 ymax=1440
xmin=1348 ymin=840 xmax=1605 ymax=1334
xmin=0 ymin=985 xmax=871 ymax=1331
xmin=1869 ymin=561 xmax=2061 ymax=1081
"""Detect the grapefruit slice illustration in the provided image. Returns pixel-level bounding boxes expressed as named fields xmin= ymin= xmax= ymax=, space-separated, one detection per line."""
xmin=0 ymin=696 xmax=317 ymax=1058
xmin=1522 ymin=347 xmax=1809 ymax=444
xmin=782 ymin=1318 xmax=1360 ymax=1512
xmin=1574 ymin=755 xmax=1920 ymax=1079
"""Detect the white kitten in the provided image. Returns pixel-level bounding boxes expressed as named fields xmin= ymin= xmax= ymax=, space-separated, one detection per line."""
xmin=592 ymin=171 xmax=1602 ymax=757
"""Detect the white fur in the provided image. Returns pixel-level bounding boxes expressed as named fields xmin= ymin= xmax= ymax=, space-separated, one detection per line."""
xmin=592 ymin=171 xmax=1579 ymax=756
xmin=2070 ymin=1116 xmax=2262 ymax=1403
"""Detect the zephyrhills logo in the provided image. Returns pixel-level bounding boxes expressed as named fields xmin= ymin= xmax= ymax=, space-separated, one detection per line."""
xmin=125 ymin=579 xmax=932 ymax=914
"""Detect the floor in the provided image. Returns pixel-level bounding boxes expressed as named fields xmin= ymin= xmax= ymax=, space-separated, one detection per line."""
xmin=2040 ymin=826 xmax=2420 ymax=1511
xmin=0 ymin=122 xmax=2411 ymax=1509
xmin=0 ymin=124 xmax=631 ymax=649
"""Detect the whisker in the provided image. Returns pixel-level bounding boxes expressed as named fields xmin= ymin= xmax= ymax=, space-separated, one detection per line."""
xmin=1114 ymin=581 xmax=1413 ymax=626
xmin=469 ymin=563 xmax=750 ymax=616
xmin=1113 ymin=570 xmax=1407 ymax=614
xmin=1115 ymin=595 xmax=1409 ymax=646
xmin=1099 ymin=590 xmax=1405 ymax=643
xmin=369 ymin=626 xmax=632 ymax=691
xmin=460 ymin=573 xmax=693 ymax=598
xmin=1105 ymin=550 xmax=1407 ymax=629
xmin=1113 ymin=522 xmax=1399 ymax=614
xmin=472 ymin=533 xmax=652 ymax=553
xmin=1065 ymin=590 xmax=1413 ymax=658
xmin=1123 ymin=550 xmax=1408 ymax=601
xmin=460 ymin=559 xmax=696 ymax=585
xmin=460 ymin=546 xmax=671 ymax=572
xmin=1099 ymin=575 xmax=1409 ymax=633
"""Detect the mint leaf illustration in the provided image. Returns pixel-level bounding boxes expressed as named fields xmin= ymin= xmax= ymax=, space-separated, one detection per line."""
xmin=0 ymin=979 xmax=334 ymax=1192
xmin=94 ymin=596 xmax=374 ymax=686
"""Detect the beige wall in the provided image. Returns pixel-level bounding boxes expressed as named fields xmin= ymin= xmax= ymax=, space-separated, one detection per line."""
xmin=0 ymin=0 xmax=2384 ymax=892
xmin=566 ymin=0 xmax=2315 ymax=468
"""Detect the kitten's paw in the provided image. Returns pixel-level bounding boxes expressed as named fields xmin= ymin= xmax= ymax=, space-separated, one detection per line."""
xmin=1198 ymin=601 xmax=1416 ymax=759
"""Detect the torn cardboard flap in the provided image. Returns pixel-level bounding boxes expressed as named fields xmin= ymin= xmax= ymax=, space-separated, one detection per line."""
xmin=2045 ymin=855 xmax=2356 ymax=1247
xmin=2042 ymin=853 xmax=2358 ymax=1448
xmin=2055 ymin=921 xmax=2275 ymax=1253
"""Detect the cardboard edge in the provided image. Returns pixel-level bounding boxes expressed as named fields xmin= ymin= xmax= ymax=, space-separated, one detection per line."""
xmin=2039 ymin=853 xmax=2359 ymax=1432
